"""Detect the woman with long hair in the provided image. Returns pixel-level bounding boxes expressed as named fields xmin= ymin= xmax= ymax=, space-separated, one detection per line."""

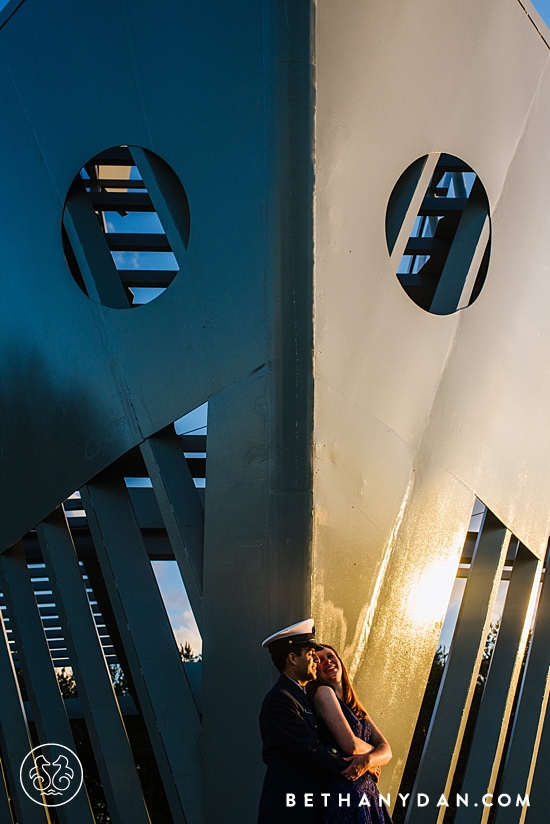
xmin=306 ymin=645 xmax=393 ymax=823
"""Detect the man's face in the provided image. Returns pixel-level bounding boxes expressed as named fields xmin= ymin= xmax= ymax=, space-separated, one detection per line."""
xmin=293 ymin=645 xmax=319 ymax=683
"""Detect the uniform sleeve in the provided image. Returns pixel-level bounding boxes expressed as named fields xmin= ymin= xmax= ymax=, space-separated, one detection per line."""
xmin=265 ymin=691 xmax=348 ymax=774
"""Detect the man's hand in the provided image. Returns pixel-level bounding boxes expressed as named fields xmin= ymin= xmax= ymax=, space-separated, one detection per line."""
xmin=341 ymin=753 xmax=372 ymax=781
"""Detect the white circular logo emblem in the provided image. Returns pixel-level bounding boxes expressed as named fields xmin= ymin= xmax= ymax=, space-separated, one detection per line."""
xmin=20 ymin=743 xmax=83 ymax=807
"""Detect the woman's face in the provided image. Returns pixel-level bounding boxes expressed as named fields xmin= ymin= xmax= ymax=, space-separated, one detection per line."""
xmin=316 ymin=647 xmax=343 ymax=685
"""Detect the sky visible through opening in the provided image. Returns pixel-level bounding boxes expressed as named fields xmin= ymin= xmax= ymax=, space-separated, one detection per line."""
xmin=150 ymin=404 xmax=207 ymax=656
xmin=532 ymin=0 xmax=550 ymax=25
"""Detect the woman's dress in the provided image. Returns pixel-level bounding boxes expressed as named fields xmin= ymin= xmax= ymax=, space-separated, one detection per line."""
xmin=323 ymin=700 xmax=393 ymax=824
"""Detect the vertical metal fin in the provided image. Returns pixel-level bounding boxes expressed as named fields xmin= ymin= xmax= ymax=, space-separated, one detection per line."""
xmin=128 ymin=146 xmax=190 ymax=264
xmin=63 ymin=181 xmax=130 ymax=308
xmin=36 ymin=508 xmax=152 ymax=824
xmin=388 ymin=153 xmax=440 ymax=265
xmin=494 ymin=546 xmax=550 ymax=824
xmin=0 ymin=541 xmax=96 ymax=824
xmin=81 ymin=474 xmax=204 ymax=824
xmin=0 ymin=757 xmax=14 ymax=824
xmin=430 ymin=177 xmax=489 ymax=315
xmin=454 ymin=544 xmax=541 ymax=824
xmin=0 ymin=590 xmax=50 ymax=823
xmin=140 ymin=429 xmax=204 ymax=623
xmin=405 ymin=510 xmax=510 ymax=824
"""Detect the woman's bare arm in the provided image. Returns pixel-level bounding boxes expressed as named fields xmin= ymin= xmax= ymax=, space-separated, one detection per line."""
xmin=340 ymin=714 xmax=393 ymax=780
xmin=341 ymin=713 xmax=393 ymax=778
xmin=364 ymin=715 xmax=392 ymax=766
xmin=313 ymin=687 xmax=374 ymax=756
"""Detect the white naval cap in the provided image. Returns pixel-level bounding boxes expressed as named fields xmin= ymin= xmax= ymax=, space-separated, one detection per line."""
xmin=261 ymin=618 xmax=323 ymax=652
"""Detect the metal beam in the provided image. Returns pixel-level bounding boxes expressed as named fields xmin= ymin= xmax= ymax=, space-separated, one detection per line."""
xmin=429 ymin=177 xmax=489 ymax=314
xmin=81 ymin=474 xmax=204 ymax=824
xmin=128 ymin=146 xmax=189 ymax=264
xmin=36 ymin=508 xmax=151 ymax=824
xmin=454 ymin=543 xmax=541 ymax=824
xmin=104 ymin=233 xmax=171 ymax=252
xmin=88 ymin=192 xmax=154 ymax=211
xmin=63 ymin=183 xmax=130 ymax=309
xmin=92 ymin=178 xmax=146 ymax=189
xmin=118 ymin=270 xmax=177 ymax=287
xmin=405 ymin=510 xmax=510 ymax=824
xmin=0 ymin=602 xmax=50 ymax=824
xmin=494 ymin=545 xmax=550 ymax=824
xmin=388 ymin=153 xmax=440 ymax=265
xmin=522 ymin=691 xmax=550 ymax=822
xmin=0 ymin=758 xmax=14 ymax=824
xmin=0 ymin=541 xmax=96 ymax=824
xmin=140 ymin=429 xmax=204 ymax=625
xmin=419 ymin=196 xmax=468 ymax=215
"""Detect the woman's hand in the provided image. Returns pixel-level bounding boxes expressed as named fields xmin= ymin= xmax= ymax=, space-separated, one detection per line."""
xmin=341 ymin=717 xmax=393 ymax=780
xmin=341 ymin=753 xmax=373 ymax=781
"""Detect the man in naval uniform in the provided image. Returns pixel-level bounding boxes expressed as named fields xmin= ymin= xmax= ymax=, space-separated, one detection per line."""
xmin=257 ymin=619 xmax=371 ymax=824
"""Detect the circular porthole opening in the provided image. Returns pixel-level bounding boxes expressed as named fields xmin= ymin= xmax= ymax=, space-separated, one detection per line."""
xmin=386 ymin=153 xmax=490 ymax=315
xmin=62 ymin=146 xmax=190 ymax=309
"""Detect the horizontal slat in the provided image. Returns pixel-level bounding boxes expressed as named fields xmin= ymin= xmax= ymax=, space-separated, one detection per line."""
xmin=110 ymin=445 xmax=205 ymax=477
xmin=63 ymin=500 xmax=84 ymax=510
xmin=185 ymin=458 xmax=206 ymax=476
xmin=404 ymin=237 xmax=449 ymax=255
xmin=456 ymin=567 xmax=512 ymax=580
xmin=419 ymin=196 xmax=467 ymax=216
xmin=398 ymin=274 xmax=438 ymax=287
xmin=90 ymin=192 xmax=154 ymax=211
xmin=180 ymin=435 xmax=207 ymax=452
xmin=105 ymin=233 xmax=171 ymax=252
xmin=90 ymin=179 xmax=146 ymax=190
xmin=119 ymin=270 xmax=178 ymax=287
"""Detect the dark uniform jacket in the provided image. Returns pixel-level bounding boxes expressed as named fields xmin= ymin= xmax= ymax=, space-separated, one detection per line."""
xmin=258 ymin=675 xmax=348 ymax=824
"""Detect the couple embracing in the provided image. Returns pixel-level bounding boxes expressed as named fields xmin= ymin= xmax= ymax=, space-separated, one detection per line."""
xmin=258 ymin=619 xmax=393 ymax=824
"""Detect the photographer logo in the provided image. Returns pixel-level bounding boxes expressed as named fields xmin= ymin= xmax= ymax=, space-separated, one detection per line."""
xmin=20 ymin=743 xmax=83 ymax=807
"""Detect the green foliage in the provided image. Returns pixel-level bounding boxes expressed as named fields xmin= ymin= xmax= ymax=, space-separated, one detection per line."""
xmin=109 ymin=663 xmax=130 ymax=696
xmin=477 ymin=621 xmax=499 ymax=689
xmin=178 ymin=641 xmax=201 ymax=662
xmin=56 ymin=667 xmax=78 ymax=699
xmin=55 ymin=663 xmax=130 ymax=698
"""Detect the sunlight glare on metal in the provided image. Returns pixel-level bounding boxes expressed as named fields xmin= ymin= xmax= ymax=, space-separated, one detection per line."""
xmin=403 ymin=552 xmax=463 ymax=635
